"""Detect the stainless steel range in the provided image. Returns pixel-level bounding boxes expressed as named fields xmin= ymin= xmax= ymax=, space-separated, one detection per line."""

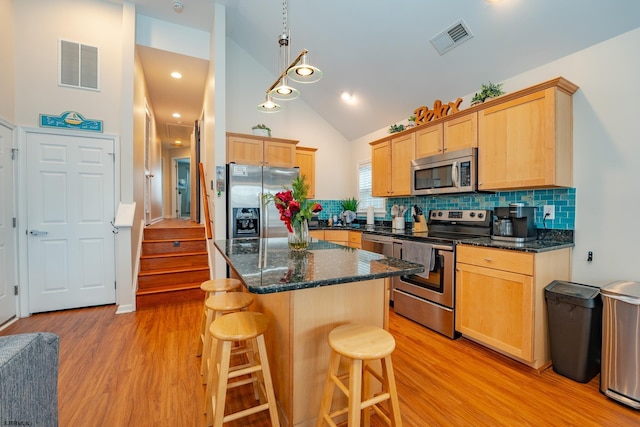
xmin=393 ymin=209 xmax=492 ymax=338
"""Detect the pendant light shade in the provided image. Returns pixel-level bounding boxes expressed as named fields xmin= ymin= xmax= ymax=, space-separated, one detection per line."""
xmin=257 ymin=94 xmax=282 ymax=113
xmin=269 ymin=77 xmax=300 ymax=101
xmin=287 ymin=53 xmax=323 ymax=84
xmin=258 ymin=0 xmax=322 ymax=113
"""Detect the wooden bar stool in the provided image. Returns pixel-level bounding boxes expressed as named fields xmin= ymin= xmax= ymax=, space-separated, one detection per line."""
xmin=200 ymin=292 xmax=255 ymax=382
xmin=197 ymin=278 xmax=242 ymax=357
xmin=205 ymin=311 xmax=280 ymax=427
xmin=317 ymin=323 xmax=402 ymax=427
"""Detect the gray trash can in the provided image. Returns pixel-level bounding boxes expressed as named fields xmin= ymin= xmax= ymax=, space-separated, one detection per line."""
xmin=544 ymin=280 xmax=602 ymax=383
xmin=600 ymin=280 xmax=640 ymax=409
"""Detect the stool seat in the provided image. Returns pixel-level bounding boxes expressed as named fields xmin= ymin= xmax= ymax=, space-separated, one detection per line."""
xmin=200 ymin=278 xmax=241 ymax=294
xmin=210 ymin=311 xmax=269 ymax=341
xmin=205 ymin=292 xmax=254 ymax=313
xmin=329 ymin=323 xmax=396 ymax=360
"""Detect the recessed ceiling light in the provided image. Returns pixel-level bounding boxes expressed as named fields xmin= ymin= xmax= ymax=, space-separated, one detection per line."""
xmin=171 ymin=71 xmax=182 ymax=79
xmin=172 ymin=113 xmax=181 ymax=118
xmin=174 ymin=140 xmax=182 ymax=145
xmin=341 ymin=91 xmax=356 ymax=104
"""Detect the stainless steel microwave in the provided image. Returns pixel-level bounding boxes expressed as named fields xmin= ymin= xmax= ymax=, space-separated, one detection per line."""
xmin=411 ymin=148 xmax=478 ymax=195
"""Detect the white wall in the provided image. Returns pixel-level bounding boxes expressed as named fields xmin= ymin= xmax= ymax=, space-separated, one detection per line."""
xmin=13 ymin=0 xmax=123 ymax=130
xmin=0 ymin=0 xmax=15 ymax=122
xmin=350 ymin=28 xmax=640 ymax=286
xmin=225 ymin=39 xmax=354 ymax=200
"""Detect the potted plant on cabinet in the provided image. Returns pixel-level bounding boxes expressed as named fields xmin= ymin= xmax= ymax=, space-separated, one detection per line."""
xmin=252 ymin=124 xmax=271 ymax=137
xmin=471 ymin=82 xmax=505 ymax=105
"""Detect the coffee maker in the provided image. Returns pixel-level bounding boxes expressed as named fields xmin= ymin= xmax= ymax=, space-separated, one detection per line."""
xmin=492 ymin=203 xmax=537 ymax=243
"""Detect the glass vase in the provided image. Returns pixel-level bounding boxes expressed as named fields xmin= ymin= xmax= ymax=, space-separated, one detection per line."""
xmin=288 ymin=219 xmax=310 ymax=251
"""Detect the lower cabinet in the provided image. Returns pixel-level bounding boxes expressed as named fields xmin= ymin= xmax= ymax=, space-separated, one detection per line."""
xmin=455 ymin=245 xmax=571 ymax=369
xmin=309 ymin=230 xmax=361 ymax=248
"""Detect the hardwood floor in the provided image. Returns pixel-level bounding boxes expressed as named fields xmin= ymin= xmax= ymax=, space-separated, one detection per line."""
xmin=2 ymin=300 xmax=638 ymax=426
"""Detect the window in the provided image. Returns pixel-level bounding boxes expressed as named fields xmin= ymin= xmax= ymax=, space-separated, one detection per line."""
xmin=358 ymin=161 xmax=385 ymax=213
xmin=59 ymin=40 xmax=99 ymax=90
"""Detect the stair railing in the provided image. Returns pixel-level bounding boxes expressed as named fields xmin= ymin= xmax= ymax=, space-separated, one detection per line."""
xmin=199 ymin=162 xmax=213 ymax=239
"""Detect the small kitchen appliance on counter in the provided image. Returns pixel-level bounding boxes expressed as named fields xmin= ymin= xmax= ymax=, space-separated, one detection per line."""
xmin=492 ymin=203 xmax=537 ymax=243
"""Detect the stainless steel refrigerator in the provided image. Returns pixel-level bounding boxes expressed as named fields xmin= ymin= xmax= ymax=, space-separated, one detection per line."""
xmin=227 ymin=163 xmax=299 ymax=239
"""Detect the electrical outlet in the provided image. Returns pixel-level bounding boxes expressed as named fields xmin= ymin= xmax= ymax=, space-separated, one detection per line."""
xmin=543 ymin=205 xmax=555 ymax=220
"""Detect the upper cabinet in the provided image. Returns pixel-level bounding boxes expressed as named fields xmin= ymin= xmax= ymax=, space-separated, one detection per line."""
xmin=227 ymin=132 xmax=298 ymax=168
xmin=415 ymin=112 xmax=477 ymax=159
xmin=370 ymin=77 xmax=578 ymax=197
xmin=371 ymin=132 xmax=415 ymax=197
xmin=295 ymin=146 xmax=317 ymax=198
xmin=477 ymin=78 xmax=578 ymax=191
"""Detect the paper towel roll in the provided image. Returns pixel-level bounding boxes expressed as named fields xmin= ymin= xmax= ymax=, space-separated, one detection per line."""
xmin=367 ymin=206 xmax=374 ymax=225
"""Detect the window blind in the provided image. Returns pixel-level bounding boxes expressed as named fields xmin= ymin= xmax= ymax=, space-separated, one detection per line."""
xmin=358 ymin=162 xmax=385 ymax=213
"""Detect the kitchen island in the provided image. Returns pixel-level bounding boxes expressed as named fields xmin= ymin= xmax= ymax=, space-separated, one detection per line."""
xmin=214 ymin=237 xmax=423 ymax=427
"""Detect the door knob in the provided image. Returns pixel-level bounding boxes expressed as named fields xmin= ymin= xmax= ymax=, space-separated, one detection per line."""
xmin=29 ymin=230 xmax=48 ymax=236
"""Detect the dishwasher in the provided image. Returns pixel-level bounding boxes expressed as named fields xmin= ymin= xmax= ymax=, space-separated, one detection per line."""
xmin=361 ymin=233 xmax=401 ymax=302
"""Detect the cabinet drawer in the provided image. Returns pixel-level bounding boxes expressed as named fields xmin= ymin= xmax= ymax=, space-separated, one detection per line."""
xmin=456 ymin=245 xmax=533 ymax=275
xmin=324 ymin=230 xmax=348 ymax=242
xmin=348 ymin=231 xmax=362 ymax=244
xmin=309 ymin=230 xmax=325 ymax=240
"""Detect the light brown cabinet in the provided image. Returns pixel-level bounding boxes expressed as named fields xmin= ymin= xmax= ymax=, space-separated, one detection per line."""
xmin=295 ymin=146 xmax=317 ymax=198
xmin=455 ymin=244 xmax=571 ymax=369
xmin=371 ymin=133 xmax=415 ymax=197
xmin=415 ymin=112 xmax=477 ymax=159
xmin=310 ymin=230 xmax=361 ymax=248
xmin=477 ymin=79 xmax=578 ymax=191
xmin=227 ymin=132 xmax=298 ymax=168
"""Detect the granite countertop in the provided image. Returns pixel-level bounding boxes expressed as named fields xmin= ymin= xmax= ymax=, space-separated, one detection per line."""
xmin=214 ymin=238 xmax=424 ymax=294
xmin=457 ymin=237 xmax=574 ymax=253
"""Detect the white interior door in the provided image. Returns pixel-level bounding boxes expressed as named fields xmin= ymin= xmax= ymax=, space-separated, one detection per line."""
xmin=26 ymin=132 xmax=116 ymax=313
xmin=0 ymin=123 xmax=16 ymax=324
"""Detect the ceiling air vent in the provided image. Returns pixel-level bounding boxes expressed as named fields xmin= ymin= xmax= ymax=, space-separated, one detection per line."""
xmin=430 ymin=19 xmax=474 ymax=55
xmin=165 ymin=123 xmax=194 ymax=141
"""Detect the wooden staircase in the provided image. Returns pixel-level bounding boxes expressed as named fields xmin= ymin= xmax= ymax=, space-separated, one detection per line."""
xmin=136 ymin=221 xmax=209 ymax=309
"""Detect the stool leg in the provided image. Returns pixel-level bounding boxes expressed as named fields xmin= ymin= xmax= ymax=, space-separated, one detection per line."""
xmin=362 ymin=360 xmax=371 ymax=427
xmin=348 ymin=358 xmax=363 ymax=427
xmin=205 ymin=337 xmax=220 ymax=425
xmin=211 ymin=340 xmax=232 ymax=427
xmin=256 ymin=334 xmax=280 ymax=427
xmin=382 ymin=355 xmax=402 ymax=427
xmin=197 ymin=304 xmax=206 ymax=356
xmin=201 ymin=307 xmax=215 ymax=381
xmin=316 ymin=350 xmax=341 ymax=427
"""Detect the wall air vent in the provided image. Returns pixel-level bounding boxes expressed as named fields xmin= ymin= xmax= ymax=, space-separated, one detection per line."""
xmin=430 ymin=19 xmax=474 ymax=55
xmin=59 ymin=40 xmax=99 ymax=90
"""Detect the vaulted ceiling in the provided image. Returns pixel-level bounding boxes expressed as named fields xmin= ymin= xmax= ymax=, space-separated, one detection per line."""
xmin=130 ymin=0 xmax=640 ymax=145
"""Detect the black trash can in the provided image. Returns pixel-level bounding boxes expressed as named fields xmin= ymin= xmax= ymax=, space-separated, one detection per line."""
xmin=544 ymin=280 xmax=602 ymax=383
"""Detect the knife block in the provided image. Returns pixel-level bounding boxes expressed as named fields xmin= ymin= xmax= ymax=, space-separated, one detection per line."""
xmin=413 ymin=215 xmax=427 ymax=232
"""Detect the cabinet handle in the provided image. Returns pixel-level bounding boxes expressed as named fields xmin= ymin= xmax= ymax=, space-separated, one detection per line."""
xmin=483 ymin=258 xmax=492 ymax=262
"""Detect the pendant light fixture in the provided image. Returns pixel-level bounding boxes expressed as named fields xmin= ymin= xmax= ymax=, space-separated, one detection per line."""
xmin=257 ymin=94 xmax=282 ymax=113
xmin=257 ymin=0 xmax=322 ymax=112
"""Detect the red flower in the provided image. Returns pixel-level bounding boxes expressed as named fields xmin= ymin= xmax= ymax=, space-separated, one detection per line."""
xmin=263 ymin=176 xmax=323 ymax=235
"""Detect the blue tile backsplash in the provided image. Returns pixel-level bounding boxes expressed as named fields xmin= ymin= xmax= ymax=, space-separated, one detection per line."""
xmin=312 ymin=188 xmax=575 ymax=230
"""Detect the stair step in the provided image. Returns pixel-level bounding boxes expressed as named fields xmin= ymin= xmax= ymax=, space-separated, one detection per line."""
xmin=137 ymin=267 xmax=210 ymax=289
xmin=140 ymin=252 xmax=209 ymax=272
xmin=142 ymin=239 xmax=207 ymax=255
xmin=136 ymin=285 xmax=205 ymax=309
xmin=144 ymin=226 xmax=205 ymax=240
